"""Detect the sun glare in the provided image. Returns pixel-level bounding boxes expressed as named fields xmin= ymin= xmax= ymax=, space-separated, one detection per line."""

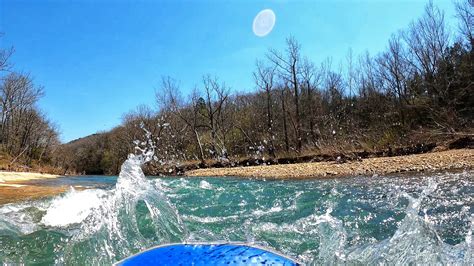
xmin=253 ymin=9 xmax=276 ymax=37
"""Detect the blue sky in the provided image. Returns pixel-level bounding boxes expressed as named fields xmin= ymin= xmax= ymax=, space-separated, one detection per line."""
xmin=0 ymin=0 xmax=458 ymax=142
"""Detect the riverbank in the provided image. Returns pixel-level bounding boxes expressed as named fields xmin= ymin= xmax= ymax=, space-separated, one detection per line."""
xmin=0 ymin=172 xmax=64 ymax=204
xmin=0 ymin=185 xmax=68 ymax=205
xmin=0 ymin=171 xmax=61 ymax=183
xmin=1 ymin=149 xmax=472 ymax=204
xmin=186 ymin=149 xmax=474 ymax=179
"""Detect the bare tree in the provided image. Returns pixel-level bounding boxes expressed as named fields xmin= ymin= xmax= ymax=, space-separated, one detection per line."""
xmin=376 ymin=33 xmax=411 ymax=124
xmin=301 ymin=57 xmax=322 ymax=145
xmin=200 ymin=75 xmax=229 ymax=159
xmin=404 ymin=1 xmax=449 ymax=81
xmin=345 ymin=48 xmax=356 ymax=99
xmin=454 ymin=0 xmax=474 ymax=48
xmin=0 ymin=73 xmax=44 ymax=152
xmin=267 ymin=37 xmax=303 ymax=151
xmin=157 ymin=76 xmax=206 ymax=164
xmin=279 ymin=86 xmax=290 ymax=153
xmin=254 ymin=60 xmax=277 ymax=157
xmin=0 ymin=33 xmax=13 ymax=73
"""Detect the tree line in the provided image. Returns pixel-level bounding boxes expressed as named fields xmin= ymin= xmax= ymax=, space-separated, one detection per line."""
xmin=0 ymin=37 xmax=60 ymax=171
xmin=56 ymin=1 xmax=473 ymax=175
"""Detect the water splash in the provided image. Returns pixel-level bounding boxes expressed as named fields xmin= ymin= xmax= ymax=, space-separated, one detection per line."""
xmin=56 ymin=133 xmax=187 ymax=264
xmin=246 ymin=175 xmax=473 ymax=265
xmin=0 ymin=154 xmax=472 ymax=265
xmin=41 ymin=188 xmax=106 ymax=227
xmin=199 ymin=180 xmax=212 ymax=190
xmin=320 ymin=178 xmax=472 ymax=265
xmin=0 ymin=130 xmax=188 ymax=264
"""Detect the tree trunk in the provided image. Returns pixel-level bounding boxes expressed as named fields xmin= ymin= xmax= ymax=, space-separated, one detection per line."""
xmin=281 ymin=90 xmax=290 ymax=153
xmin=292 ymin=66 xmax=302 ymax=151
xmin=307 ymin=80 xmax=317 ymax=145
xmin=266 ymin=89 xmax=276 ymax=157
xmin=194 ymin=129 xmax=205 ymax=165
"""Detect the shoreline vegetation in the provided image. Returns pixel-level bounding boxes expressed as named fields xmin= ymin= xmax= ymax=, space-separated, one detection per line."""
xmin=0 ymin=1 xmax=472 ymax=179
xmin=0 ymin=139 xmax=471 ymax=184
xmin=1 ymin=141 xmax=472 ymax=182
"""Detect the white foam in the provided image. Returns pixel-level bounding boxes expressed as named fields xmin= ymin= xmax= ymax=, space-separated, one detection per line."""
xmin=41 ymin=188 xmax=105 ymax=227
xmin=199 ymin=180 xmax=212 ymax=190
xmin=182 ymin=214 xmax=239 ymax=223
xmin=252 ymin=206 xmax=283 ymax=216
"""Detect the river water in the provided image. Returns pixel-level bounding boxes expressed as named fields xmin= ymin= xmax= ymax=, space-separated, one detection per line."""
xmin=0 ymin=154 xmax=472 ymax=265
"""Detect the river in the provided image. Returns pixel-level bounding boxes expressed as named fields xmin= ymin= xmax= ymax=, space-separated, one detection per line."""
xmin=0 ymin=154 xmax=472 ymax=264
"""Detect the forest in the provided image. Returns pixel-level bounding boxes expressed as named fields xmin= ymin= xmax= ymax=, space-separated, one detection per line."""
xmin=1 ymin=1 xmax=473 ymax=175
xmin=0 ymin=37 xmax=60 ymax=173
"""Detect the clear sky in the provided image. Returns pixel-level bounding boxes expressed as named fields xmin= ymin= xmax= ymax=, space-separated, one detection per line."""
xmin=0 ymin=0 xmax=458 ymax=142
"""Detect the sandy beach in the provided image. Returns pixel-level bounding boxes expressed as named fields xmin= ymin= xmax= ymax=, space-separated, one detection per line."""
xmin=0 ymin=172 xmax=63 ymax=204
xmin=0 ymin=185 xmax=68 ymax=205
xmin=186 ymin=149 xmax=474 ymax=179
xmin=0 ymin=171 xmax=60 ymax=183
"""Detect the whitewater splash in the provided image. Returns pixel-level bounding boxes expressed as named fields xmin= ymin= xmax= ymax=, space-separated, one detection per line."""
xmin=0 ymin=131 xmax=472 ymax=265
xmin=18 ymin=130 xmax=187 ymax=264
xmin=54 ymin=148 xmax=186 ymax=263
xmin=250 ymin=178 xmax=473 ymax=265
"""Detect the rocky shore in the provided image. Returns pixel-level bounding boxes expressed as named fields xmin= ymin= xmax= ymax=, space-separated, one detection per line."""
xmin=186 ymin=149 xmax=474 ymax=179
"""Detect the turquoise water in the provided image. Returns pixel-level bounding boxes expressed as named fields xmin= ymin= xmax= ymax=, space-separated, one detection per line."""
xmin=0 ymin=157 xmax=472 ymax=265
